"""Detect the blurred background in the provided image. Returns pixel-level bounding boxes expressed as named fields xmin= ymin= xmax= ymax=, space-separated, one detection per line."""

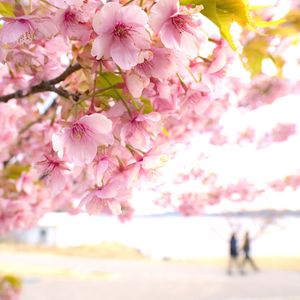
xmin=1 ymin=197 xmax=299 ymax=300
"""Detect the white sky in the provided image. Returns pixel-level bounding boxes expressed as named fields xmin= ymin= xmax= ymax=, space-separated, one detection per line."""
xmin=132 ymin=93 xmax=300 ymax=214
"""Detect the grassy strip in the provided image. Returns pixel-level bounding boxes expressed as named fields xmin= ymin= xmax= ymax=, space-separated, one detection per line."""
xmin=0 ymin=242 xmax=145 ymax=260
xmin=1 ymin=243 xmax=299 ymax=271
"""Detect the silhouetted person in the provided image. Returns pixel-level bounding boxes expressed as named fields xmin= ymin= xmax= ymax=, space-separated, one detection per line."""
xmin=241 ymin=231 xmax=259 ymax=272
xmin=227 ymin=232 xmax=239 ymax=274
xmin=39 ymin=228 xmax=47 ymax=245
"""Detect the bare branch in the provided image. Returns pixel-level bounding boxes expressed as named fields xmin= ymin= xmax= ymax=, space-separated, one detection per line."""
xmin=0 ymin=63 xmax=82 ymax=103
xmin=47 ymin=63 xmax=82 ymax=85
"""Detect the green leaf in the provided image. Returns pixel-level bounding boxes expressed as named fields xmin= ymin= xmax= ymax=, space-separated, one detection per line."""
xmin=101 ymin=88 xmax=124 ymax=99
xmin=96 ymin=72 xmax=124 ymax=100
xmin=0 ymin=2 xmax=15 ymax=17
xmin=243 ymin=37 xmax=269 ymax=76
xmin=3 ymin=164 xmax=30 ymax=180
xmin=140 ymin=97 xmax=154 ymax=114
xmin=96 ymin=72 xmax=123 ymax=88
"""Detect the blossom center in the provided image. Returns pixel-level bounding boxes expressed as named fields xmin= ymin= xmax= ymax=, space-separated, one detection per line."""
xmin=113 ymin=22 xmax=130 ymax=38
xmin=71 ymin=123 xmax=86 ymax=140
xmin=171 ymin=15 xmax=187 ymax=33
xmin=18 ymin=31 xmax=35 ymax=44
xmin=18 ymin=18 xmax=28 ymax=24
xmin=16 ymin=20 xmax=35 ymax=44
xmin=64 ymin=10 xmax=77 ymax=23
xmin=137 ymin=59 xmax=153 ymax=75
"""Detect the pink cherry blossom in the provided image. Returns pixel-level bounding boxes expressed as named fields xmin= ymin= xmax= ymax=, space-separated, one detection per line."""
xmin=119 ymin=111 xmax=161 ymax=151
xmin=36 ymin=153 xmax=69 ymax=196
xmin=80 ymin=181 xmax=122 ymax=215
xmin=149 ymin=0 xmax=206 ymax=57
xmin=126 ymin=47 xmax=178 ymax=97
xmin=239 ymin=76 xmax=289 ymax=110
xmin=0 ymin=16 xmax=57 ymax=47
xmin=0 ymin=100 xmax=25 ymax=162
xmin=92 ymin=153 xmax=117 ymax=186
xmin=118 ymin=201 xmax=135 ymax=222
xmin=91 ymin=2 xmax=150 ymax=70
xmin=237 ymin=128 xmax=256 ymax=144
xmin=0 ymin=18 xmax=35 ymax=46
xmin=135 ymin=47 xmax=178 ymax=80
xmin=207 ymin=41 xmax=235 ymax=75
xmin=286 ymin=175 xmax=300 ymax=190
xmin=54 ymin=7 xmax=92 ymax=43
xmin=52 ymin=113 xmax=113 ymax=165
xmin=271 ymin=123 xmax=297 ymax=142
xmin=126 ymin=70 xmax=150 ymax=98
xmin=181 ymin=83 xmax=211 ymax=115
xmin=133 ymin=147 xmax=169 ymax=183
xmin=178 ymin=193 xmax=204 ymax=216
xmin=16 ymin=172 xmax=34 ymax=195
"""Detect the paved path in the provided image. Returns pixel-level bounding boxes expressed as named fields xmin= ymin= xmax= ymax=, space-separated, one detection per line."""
xmin=0 ymin=252 xmax=299 ymax=300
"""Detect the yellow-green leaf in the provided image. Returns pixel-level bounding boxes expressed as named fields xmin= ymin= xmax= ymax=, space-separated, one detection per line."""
xmin=181 ymin=0 xmax=283 ymax=50
xmin=162 ymin=127 xmax=170 ymax=137
xmin=0 ymin=2 xmax=15 ymax=17
xmin=2 ymin=275 xmax=22 ymax=290
xmin=3 ymin=164 xmax=30 ymax=180
xmin=96 ymin=72 xmax=124 ymax=100
xmin=140 ymin=97 xmax=154 ymax=114
xmin=252 ymin=18 xmax=285 ymax=28
xmin=242 ymin=37 xmax=269 ymax=76
xmin=266 ymin=10 xmax=300 ymax=37
xmin=181 ymin=0 xmax=251 ymax=49
xmin=96 ymin=72 xmax=123 ymax=88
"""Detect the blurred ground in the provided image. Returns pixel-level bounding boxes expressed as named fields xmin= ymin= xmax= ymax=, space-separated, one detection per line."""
xmin=0 ymin=242 xmax=145 ymax=260
xmin=0 ymin=245 xmax=300 ymax=300
xmin=1 ymin=243 xmax=300 ymax=271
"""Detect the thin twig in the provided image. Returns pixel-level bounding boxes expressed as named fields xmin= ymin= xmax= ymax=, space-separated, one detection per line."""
xmin=0 ymin=63 xmax=82 ymax=103
xmin=19 ymin=97 xmax=58 ymax=135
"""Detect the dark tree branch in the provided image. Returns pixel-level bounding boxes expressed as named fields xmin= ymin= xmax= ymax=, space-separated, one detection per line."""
xmin=47 ymin=63 xmax=82 ymax=85
xmin=0 ymin=63 xmax=82 ymax=103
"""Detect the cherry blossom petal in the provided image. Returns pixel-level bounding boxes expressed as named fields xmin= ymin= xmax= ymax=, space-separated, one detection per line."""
xmin=149 ymin=0 xmax=178 ymax=32
xmin=91 ymin=35 xmax=112 ymax=60
xmin=160 ymin=21 xmax=181 ymax=50
xmin=110 ymin=39 xmax=139 ymax=70
xmin=95 ymin=159 xmax=109 ymax=186
xmin=52 ymin=133 xmax=65 ymax=159
xmin=65 ymin=135 xmax=97 ymax=165
xmin=96 ymin=181 xmax=120 ymax=198
xmin=92 ymin=3 xmax=121 ymax=34
xmin=107 ymin=200 xmax=122 ymax=215
xmin=80 ymin=113 xmax=112 ymax=134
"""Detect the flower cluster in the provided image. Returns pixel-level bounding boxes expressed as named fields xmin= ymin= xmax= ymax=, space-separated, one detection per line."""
xmin=0 ymin=0 xmax=299 ymax=232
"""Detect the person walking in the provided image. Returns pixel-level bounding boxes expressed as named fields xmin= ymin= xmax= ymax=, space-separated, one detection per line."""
xmin=240 ymin=231 xmax=259 ymax=272
xmin=227 ymin=232 xmax=240 ymax=275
